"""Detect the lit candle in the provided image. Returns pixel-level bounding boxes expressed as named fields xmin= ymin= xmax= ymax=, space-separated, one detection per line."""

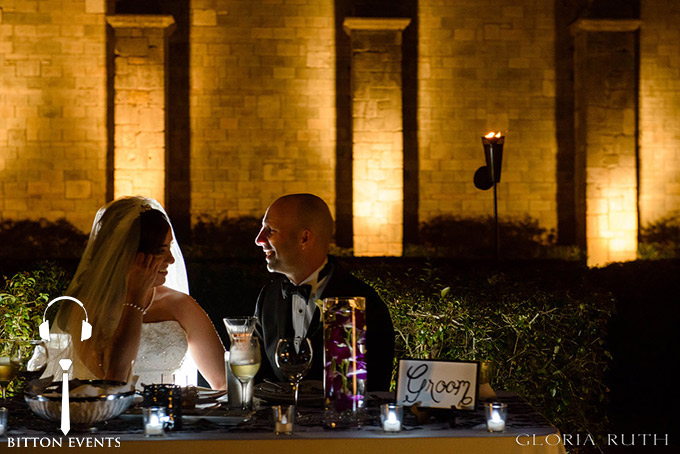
xmin=145 ymin=414 xmax=164 ymax=436
xmin=380 ymin=404 xmax=403 ymax=432
xmin=143 ymin=407 xmax=166 ymax=436
xmin=1 ymin=406 xmax=8 ymax=436
xmin=487 ymin=410 xmax=505 ymax=431
xmin=485 ymin=402 xmax=507 ymax=432
xmin=383 ymin=411 xmax=401 ymax=432
xmin=272 ymin=405 xmax=294 ymax=435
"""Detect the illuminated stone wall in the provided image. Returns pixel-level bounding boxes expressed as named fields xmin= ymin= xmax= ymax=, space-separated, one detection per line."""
xmin=189 ymin=0 xmax=336 ymax=219
xmin=107 ymin=15 xmax=175 ymax=206
xmin=0 ymin=0 xmax=107 ymax=231
xmin=2 ymin=0 xmax=680 ymax=261
xmin=639 ymin=0 xmax=680 ymax=226
xmin=344 ymin=18 xmax=410 ymax=256
xmin=573 ymin=20 xmax=639 ymax=266
xmin=417 ymin=0 xmax=558 ymax=231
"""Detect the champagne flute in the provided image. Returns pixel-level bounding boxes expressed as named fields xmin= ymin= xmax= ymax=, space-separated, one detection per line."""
xmin=0 ymin=340 xmax=21 ymax=402
xmin=275 ymin=337 xmax=313 ymax=406
xmin=228 ymin=337 xmax=261 ymax=410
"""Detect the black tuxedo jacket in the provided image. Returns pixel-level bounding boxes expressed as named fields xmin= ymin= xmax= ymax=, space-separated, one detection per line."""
xmin=254 ymin=258 xmax=395 ymax=391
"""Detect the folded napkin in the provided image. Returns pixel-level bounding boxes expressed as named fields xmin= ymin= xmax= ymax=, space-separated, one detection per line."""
xmin=181 ymin=386 xmax=227 ymax=407
xmin=36 ymin=377 xmax=137 ymax=397
xmin=69 ymin=381 xmax=135 ymax=397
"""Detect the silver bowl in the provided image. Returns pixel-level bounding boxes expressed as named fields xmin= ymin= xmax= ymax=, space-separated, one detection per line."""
xmin=25 ymin=380 xmax=135 ymax=427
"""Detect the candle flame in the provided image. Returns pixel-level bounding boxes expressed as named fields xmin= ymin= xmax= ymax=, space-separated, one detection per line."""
xmin=485 ymin=131 xmax=502 ymax=138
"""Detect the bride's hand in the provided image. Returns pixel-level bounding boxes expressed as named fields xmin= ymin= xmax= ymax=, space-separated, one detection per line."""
xmin=126 ymin=252 xmax=163 ymax=308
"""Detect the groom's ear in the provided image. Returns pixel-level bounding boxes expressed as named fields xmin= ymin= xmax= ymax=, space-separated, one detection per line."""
xmin=300 ymin=229 xmax=312 ymax=248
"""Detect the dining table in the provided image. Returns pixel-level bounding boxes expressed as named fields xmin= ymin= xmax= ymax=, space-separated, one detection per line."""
xmin=0 ymin=389 xmax=566 ymax=454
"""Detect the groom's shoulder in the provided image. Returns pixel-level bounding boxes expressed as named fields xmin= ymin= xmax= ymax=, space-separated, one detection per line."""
xmin=328 ymin=261 xmax=381 ymax=300
xmin=257 ymin=273 xmax=286 ymax=297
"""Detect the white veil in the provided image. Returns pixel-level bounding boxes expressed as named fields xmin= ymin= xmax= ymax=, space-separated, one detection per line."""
xmin=50 ymin=196 xmax=196 ymax=384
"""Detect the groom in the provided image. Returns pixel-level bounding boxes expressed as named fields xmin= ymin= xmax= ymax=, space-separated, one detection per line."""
xmin=253 ymin=193 xmax=395 ymax=391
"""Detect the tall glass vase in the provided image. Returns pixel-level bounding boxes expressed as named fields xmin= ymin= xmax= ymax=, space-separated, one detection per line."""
xmin=322 ymin=297 xmax=367 ymax=428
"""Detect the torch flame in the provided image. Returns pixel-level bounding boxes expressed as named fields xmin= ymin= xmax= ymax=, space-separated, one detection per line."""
xmin=485 ymin=131 xmax=502 ymax=138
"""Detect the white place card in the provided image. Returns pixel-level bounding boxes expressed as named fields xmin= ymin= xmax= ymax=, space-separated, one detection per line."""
xmin=395 ymin=359 xmax=478 ymax=410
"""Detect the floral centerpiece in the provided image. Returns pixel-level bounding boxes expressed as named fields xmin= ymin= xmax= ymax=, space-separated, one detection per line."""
xmin=322 ymin=296 xmax=367 ymax=428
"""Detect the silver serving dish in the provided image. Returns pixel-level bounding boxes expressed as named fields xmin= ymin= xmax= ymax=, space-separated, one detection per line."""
xmin=25 ymin=380 xmax=135 ymax=426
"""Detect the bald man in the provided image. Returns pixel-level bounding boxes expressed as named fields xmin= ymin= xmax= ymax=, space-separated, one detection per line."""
xmin=253 ymin=194 xmax=395 ymax=391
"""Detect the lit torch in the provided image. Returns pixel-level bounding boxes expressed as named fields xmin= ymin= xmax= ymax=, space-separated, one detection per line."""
xmin=481 ymin=131 xmax=504 ymax=183
xmin=474 ymin=131 xmax=506 ymax=262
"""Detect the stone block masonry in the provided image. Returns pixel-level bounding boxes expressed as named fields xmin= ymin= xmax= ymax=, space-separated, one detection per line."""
xmin=418 ymin=0 xmax=558 ymax=234
xmin=344 ymin=18 xmax=410 ymax=257
xmin=107 ymin=14 xmax=175 ymax=206
xmin=573 ymin=19 xmax=640 ymax=266
xmin=189 ymin=0 xmax=336 ymax=221
xmin=0 ymin=0 xmax=107 ymax=231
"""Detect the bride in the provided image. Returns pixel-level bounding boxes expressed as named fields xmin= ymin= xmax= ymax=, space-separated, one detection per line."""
xmin=52 ymin=196 xmax=226 ymax=389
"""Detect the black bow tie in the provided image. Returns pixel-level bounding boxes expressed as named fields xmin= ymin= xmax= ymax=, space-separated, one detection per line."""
xmin=281 ymin=281 xmax=312 ymax=300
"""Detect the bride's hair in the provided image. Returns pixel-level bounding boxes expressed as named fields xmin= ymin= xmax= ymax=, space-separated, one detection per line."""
xmin=139 ymin=210 xmax=171 ymax=254
xmin=53 ymin=196 xmax=188 ymax=377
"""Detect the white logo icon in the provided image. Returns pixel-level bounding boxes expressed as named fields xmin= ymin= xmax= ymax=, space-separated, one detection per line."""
xmin=40 ymin=296 xmax=91 ymax=435
xmin=58 ymin=359 xmax=72 ymax=435
xmin=39 ymin=296 xmax=92 ymax=342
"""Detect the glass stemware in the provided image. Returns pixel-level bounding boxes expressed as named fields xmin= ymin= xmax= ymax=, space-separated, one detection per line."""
xmin=0 ymin=339 xmax=49 ymax=401
xmin=228 ymin=336 xmax=261 ymax=410
xmin=223 ymin=317 xmax=258 ymax=343
xmin=15 ymin=340 xmax=49 ymax=384
xmin=275 ymin=337 xmax=313 ymax=406
xmin=0 ymin=340 xmax=21 ymax=401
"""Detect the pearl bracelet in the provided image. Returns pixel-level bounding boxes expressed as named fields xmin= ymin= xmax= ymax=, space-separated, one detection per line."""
xmin=123 ymin=288 xmax=156 ymax=316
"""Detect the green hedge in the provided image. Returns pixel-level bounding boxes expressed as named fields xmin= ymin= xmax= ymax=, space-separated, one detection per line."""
xmin=2 ymin=260 xmax=615 ymax=440
xmin=0 ymin=262 xmax=69 ymax=340
xmin=353 ymin=261 xmax=614 ymax=437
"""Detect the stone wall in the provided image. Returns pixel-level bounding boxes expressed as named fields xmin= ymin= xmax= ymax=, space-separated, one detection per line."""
xmin=573 ymin=20 xmax=639 ymax=266
xmin=639 ymin=0 xmax=680 ymax=226
xmin=2 ymin=0 xmax=680 ymax=260
xmin=189 ymin=0 xmax=336 ymax=220
xmin=0 ymin=0 xmax=107 ymax=231
xmin=417 ymin=0 xmax=558 ymax=232
xmin=107 ymin=14 xmax=175 ymax=206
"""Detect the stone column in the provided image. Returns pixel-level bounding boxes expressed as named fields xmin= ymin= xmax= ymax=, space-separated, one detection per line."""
xmin=572 ymin=19 xmax=640 ymax=266
xmin=343 ymin=18 xmax=410 ymax=257
xmin=106 ymin=15 xmax=175 ymax=205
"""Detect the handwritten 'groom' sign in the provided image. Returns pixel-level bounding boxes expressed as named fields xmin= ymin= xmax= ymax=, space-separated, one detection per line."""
xmin=396 ymin=359 xmax=478 ymax=410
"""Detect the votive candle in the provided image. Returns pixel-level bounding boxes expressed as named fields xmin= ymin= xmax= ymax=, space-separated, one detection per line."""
xmin=143 ymin=407 xmax=166 ymax=437
xmin=0 ymin=407 xmax=7 ymax=436
xmin=380 ymin=404 xmax=403 ymax=432
xmin=485 ymin=402 xmax=507 ymax=432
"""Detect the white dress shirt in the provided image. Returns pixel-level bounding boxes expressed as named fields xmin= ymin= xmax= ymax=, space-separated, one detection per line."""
xmin=291 ymin=259 xmax=332 ymax=339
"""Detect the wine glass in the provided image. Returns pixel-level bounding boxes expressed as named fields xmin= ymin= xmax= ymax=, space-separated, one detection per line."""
xmin=228 ymin=336 xmax=261 ymax=410
xmin=223 ymin=317 xmax=258 ymax=343
xmin=275 ymin=337 xmax=313 ymax=406
xmin=0 ymin=339 xmax=21 ymax=401
xmin=15 ymin=340 xmax=49 ymax=384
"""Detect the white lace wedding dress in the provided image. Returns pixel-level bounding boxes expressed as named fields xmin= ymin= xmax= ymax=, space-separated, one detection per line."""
xmin=133 ymin=321 xmax=196 ymax=387
xmin=46 ymin=321 xmax=197 ymax=388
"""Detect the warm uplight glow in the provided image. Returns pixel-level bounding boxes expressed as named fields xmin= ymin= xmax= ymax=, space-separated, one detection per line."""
xmin=587 ymin=179 xmax=638 ymax=266
xmin=108 ymin=17 xmax=174 ymax=207
xmin=353 ymin=144 xmax=404 ymax=257
xmin=346 ymin=20 xmax=407 ymax=257
xmin=485 ymin=131 xmax=502 ymax=139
